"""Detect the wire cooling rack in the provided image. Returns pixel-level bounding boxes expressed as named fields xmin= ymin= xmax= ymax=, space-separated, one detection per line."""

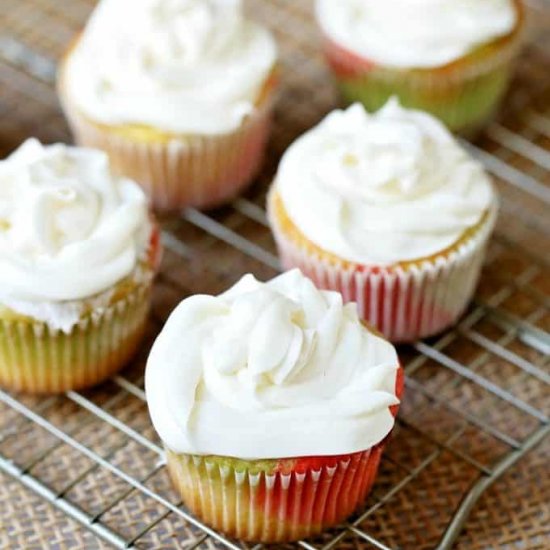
xmin=0 ymin=1 xmax=549 ymax=549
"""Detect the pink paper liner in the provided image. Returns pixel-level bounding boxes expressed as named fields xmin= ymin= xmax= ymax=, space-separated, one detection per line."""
xmin=268 ymin=194 xmax=497 ymax=342
xmin=60 ymin=89 xmax=274 ymax=212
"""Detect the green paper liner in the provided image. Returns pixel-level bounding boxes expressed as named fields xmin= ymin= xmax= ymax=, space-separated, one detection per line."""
xmin=319 ymin=5 xmax=525 ymax=135
xmin=0 ymin=282 xmax=152 ymax=394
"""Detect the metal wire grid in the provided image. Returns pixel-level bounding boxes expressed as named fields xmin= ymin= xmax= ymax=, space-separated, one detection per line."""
xmin=0 ymin=0 xmax=548 ymax=548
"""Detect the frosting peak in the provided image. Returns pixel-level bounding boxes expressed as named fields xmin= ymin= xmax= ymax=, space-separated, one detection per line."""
xmin=142 ymin=0 xmax=242 ymax=66
xmin=274 ymin=100 xmax=496 ymax=265
xmin=146 ymin=270 xmax=400 ymax=459
xmin=203 ymin=283 xmax=317 ymax=398
xmin=64 ymin=0 xmax=277 ymax=134
xmin=0 ymin=139 xmax=149 ymax=304
xmin=316 ymin=101 xmax=456 ymax=203
xmin=316 ymin=0 xmax=517 ymax=69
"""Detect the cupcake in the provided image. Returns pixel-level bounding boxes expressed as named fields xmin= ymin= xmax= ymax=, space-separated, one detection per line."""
xmin=146 ymin=269 xmax=403 ymax=542
xmin=58 ymin=0 xmax=277 ymax=211
xmin=268 ymin=100 xmax=498 ymax=343
xmin=0 ymin=139 xmax=160 ymax=394
xmin=316 ymin=0 xmax=525 ymax=134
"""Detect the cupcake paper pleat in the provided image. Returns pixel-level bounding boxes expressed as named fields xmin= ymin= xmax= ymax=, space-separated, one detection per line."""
xmin=269 ymin=197 xmax=497 ymax=342
xmin=321 ymin=22 xmax=524 ymax=135
xmin=60 ymin=92 xmax=274 ymax=212
xmin=167 ymin=445 xmax=385 ymax=543
xmin=0 ymin=283 xmax=151 ymax=394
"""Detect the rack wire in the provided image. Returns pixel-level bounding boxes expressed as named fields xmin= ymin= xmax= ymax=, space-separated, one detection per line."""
xmin=0 ymin=0 xmax=549 ymax=548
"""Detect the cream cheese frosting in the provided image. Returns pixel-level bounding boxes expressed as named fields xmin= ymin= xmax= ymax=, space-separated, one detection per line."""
xmin=146 ymin=269 xmax=400 ymax=459
xmin=316 ymin=0 xmax=517 ymax=69
xmin=64 ymin=0 xmax=277 ymax=135
xmin=0 ymin=139 xmax=149 ymax=329
xmin=273 ymin=99 xmax=496 ymax=266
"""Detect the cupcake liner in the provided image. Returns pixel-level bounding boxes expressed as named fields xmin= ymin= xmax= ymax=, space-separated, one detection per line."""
xmin=165 ymin=369 xmax=403 ymax=542
xmin=167 ymin=446 xmax=384 ymax=542
xmin=320 ymin=7 xmax=525 ymax=135
xmin=59 ymin=86 xmax=274 ymax=212
xmin=269 ymin=193 xmax=497 ymax=343
xmin=0 ymin=282 xmax=152 ymax=394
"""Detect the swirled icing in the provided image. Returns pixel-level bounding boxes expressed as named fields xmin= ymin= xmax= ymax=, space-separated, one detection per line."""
xmin=316 ymin=0 xmax=517 ymax=69
xmin=63 ymin=0 xmax=277 ymax=134
xmin=0 ymin=139 xmax=150 ymax=327
xmin=146 ymin=270 xmax=400 ymax=458
xmin=273 ymin=99 xmax=496 ymax=265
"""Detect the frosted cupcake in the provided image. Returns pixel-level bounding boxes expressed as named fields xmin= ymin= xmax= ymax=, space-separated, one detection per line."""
xmin=0 ymin=139 xmax=160 ymax=394
xmin=58 ymin=0 xmax=277 ymax=211
xmin=316 ymin=0 xmax=525 ymax=134
xmin=146 ymin=269 xmax=402 ymax=542
xmin=268 ymin=100 xmax=498 ymax=343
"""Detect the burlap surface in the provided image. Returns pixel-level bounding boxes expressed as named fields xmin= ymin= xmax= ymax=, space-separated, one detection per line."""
xmin=0 ymin=1 xmax=548 ymax=548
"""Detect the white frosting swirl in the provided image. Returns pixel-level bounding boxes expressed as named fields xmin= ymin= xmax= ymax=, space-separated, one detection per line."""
xmin=64 ymin=0 xmax=277 ymax=134
xmin=274 ymin=100 xmax=496 ymax=266
xmin=146 ymin=270 xmax=400 ymax=459
xmin=0 ymin=139 xmax=149 ymax=307
xmin=316 ymin=0 xmax=517 ymax=69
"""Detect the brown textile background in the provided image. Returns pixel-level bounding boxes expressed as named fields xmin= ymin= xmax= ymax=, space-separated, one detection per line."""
xmin=0 ymin=1 xmax=548 ymax=548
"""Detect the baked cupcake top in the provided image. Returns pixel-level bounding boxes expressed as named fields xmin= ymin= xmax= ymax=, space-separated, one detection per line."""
xmin=146 ymin=269 xmax=400 ymax=459
xmin=0 ymin=139 xmax=149 ymax=328
xmin=273 ymin=99 xmax=496 ymax=266
xmin=64 ymin=0 xmax=277 ymax=135
xmin=316 ymin=0 xmax=517 ymax=69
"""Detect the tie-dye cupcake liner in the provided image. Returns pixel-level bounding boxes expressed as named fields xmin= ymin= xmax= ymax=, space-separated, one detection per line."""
xmin=167 ymin=446 xmax=382 ymax=542
xmin=58 ymin=53 xmax=276 ymax=212
xmin=59 ymin=94 xmax=274 ymax=212
xmin=166 ymin=369 xmax=403 ymax=543
xmin=0 ymin=279 xmax=153 ymax=394
xmin=268 ymin=191 xmax=497 ymax=343
xmin=319 ymin=1 xmax=525 ymax=135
